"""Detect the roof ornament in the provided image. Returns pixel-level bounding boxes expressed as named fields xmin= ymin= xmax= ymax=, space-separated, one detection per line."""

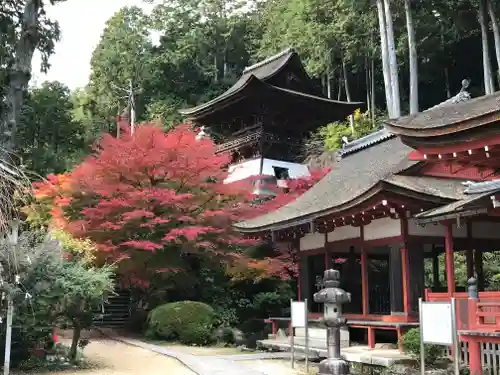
xmin=195 ymin=126 xmax=210 ymax=141
xmin=341 ymin=136 xmax=349 ymax=147
xmin=460 ymin=78 xmax=470 ymax=92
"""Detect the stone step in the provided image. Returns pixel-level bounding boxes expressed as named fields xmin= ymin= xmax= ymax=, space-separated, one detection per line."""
xmin=295 ymin=326 xmax=349 ymax=342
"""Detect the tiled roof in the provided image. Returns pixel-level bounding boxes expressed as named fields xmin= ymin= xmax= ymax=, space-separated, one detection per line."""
xmin=464 ymin=179 xmax=500 ymax=194
xmin=385 ymin=90 xmax=500 ymax=133
xmin=414 ymin=191 xmax=494 ymax=222
xmin=179 ymin=48 xmax=361 ymax=120
xmin=179 ymin=48 xmax=297 ymax=116
xmin=338 ymin=129 xmax=395 ymax=158
xmin=235 ymin=136 xmax=418 ymax=231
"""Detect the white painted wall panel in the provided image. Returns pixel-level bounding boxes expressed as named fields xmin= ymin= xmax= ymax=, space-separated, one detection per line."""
xmin=364 ymin=217 xmax=401 ymax=240
xmin=471 ymin=222 xmax=500 ymax=239
xmin=300 ymin=232 xmax=325 ymax=251
xmin=224 ymin=158 xmax=310 ymax=183
xmin=327 ymin=226 xmax=360 ymax=242
xmin=407 ymin=220 xmax=467 ymax=238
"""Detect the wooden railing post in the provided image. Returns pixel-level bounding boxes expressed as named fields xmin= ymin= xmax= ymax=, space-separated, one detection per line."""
xmin=467 ymin=277 xmax=482 ymax=375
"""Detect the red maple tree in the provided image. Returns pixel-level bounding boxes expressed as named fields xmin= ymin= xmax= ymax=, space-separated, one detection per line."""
xmin=30 ymin=123 xmax=327 ymax=286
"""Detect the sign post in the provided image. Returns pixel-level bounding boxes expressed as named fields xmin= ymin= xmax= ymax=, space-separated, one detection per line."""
xmin=291 ymin=299 xmax=307 ymax=369
xmin=419 ymin=298 xmax=459 ymax=375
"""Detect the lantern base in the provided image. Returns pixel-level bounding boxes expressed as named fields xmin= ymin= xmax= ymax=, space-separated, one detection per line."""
xmin=318 ymin=358 xmax=350 ymax=375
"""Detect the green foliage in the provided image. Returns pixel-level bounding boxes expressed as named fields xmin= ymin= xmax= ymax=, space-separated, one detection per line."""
xmin=17 ymin=81 xmax=89 ymax=175
xmin=147 ymin=301 xmax=217 ymax=345
xmin=319 ymin=109 xmax=383 ymax=152
xmin=50 ymin=229 xmax=97 ymax=265
xmin=0 ymin=232 xmax=114 ymax=364
xmin=399 ymin=328 xmax=441 ymax=365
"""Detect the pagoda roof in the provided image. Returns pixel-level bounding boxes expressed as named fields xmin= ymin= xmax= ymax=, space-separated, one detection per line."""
xmin=179 ymin=48 xmax=361 ymax=125
xmin=414 ymin=179 xmax=500 ymax=223
xmin=234 ymin=134 xmax=467 ymax=232
xmin=385 ymin=87 xmax=500 ymax=140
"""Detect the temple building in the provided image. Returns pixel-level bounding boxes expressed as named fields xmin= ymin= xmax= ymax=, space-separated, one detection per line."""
xmin=235 ymin=80 xmax=500 ymax=373
xmin=180 ymin=48 xmax=360 ymax=193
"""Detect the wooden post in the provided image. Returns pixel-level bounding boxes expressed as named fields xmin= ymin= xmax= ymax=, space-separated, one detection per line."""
xmin=475 ymin=249 xmax=484 ymax=291
xmin=467 ymin=277 xmax=482 ymax=375
xmin=443 ymin=221 xmax=455 ymax=296
xmin=401 ymin=218 xmax=411 ymax=314
xmin=432 ymin=244 xmax=440 ymax=288
xmin=297 ymin=257 xmax=302 ymax=301
xmin=360 ymin=225 xmax=369 ymax=315
xmin=467 ymin=338 xmax=483 ymax=375
xmin=466 ymin=222 xmax=475 ymax=279
xmin=401 ymin=245 xmax=411 ymax=314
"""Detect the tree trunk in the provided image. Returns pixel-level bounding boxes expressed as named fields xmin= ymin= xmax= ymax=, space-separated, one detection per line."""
xmin=376 ymin=0 xmax=393 ymax=118
xmin=337 ymin=75 xmax=343 ymax=101
xmin=383 ymin=0 xmax=401 ymax=118
xmin=342 ymin=58 xmax=355 ymax=133
xmin=69 ymin=320 xmax=81 ymax=362
xmin=214 ymin=54 xmax=218 ymax=83
xmin=404 ymin=0 xmax=419 ymax=114
xmin=2 ymin=0 xmax=40 ymax=152
xmin=444 ymin=67 xmax=451 ymax=98
xmin=365 ymin=57 xmax=371 ymax=114
xmin=487 ymin=0 xmax=500 ymax=88
xmin=479 ymin=0 xmax=495 ymax=94
xmin=327 ymin=75 xmax=332 ymax=99
xmin=371 ymin=58 xmax=376 ymax=127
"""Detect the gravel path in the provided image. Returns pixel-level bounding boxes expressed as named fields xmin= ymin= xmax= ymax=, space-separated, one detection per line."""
xmin=41 ymin=339 xmax=196 ymax=375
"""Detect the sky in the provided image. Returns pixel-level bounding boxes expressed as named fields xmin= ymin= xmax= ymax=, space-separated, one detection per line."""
xmin=31 ymin=0 xmax=157 ymax=90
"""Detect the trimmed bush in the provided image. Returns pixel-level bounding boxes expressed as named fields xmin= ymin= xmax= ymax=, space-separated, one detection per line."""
xmin=399 ymin=328 xmax=441 ymax=365
xmin=146 ymin=301 xmax=216 ymax=345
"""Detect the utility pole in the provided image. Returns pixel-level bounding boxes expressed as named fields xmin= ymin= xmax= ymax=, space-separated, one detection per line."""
xmin=128 ymin=79 xmax=136 ymax=136
xmin=110 ymin=80 xmax=141 ymax=136
xmin=3 ymin=220 xmax=19 ymax=375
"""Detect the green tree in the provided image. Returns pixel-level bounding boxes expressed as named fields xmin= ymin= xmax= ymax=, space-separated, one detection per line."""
xmin=87 ymin=6 xmax=154 ymax=127
xmin=18 ymin=81 xmax=88 ymax=175
xmin=0 ymin=0 xmax=65 ymax=151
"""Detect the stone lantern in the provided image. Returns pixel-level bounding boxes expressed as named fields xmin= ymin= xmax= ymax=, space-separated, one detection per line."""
xmin=313 ymin=269 xmax=351 ymax=375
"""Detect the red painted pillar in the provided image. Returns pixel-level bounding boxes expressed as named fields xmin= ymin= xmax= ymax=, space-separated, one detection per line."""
xmin=361 ymin=247 xmax=369 ymax=315
xmin=360 ymin=224 xmax=369 ymax=315
xmin=467 ymin=338 xmax=483 ymax=375
xmin=297 ymin=257 xmax=301 ymax=301
xmin=401 ymin=245 xmax=411 ymax=314
xmin=443 ymin=221 xmax=455 ymax=296
xmin=400 ymin=218 xmax=411 ymax=314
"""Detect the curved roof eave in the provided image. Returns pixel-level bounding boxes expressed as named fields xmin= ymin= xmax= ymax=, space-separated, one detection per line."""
xmin=179 ymin=74 xmax=259 ymax=117
xmin=180 ymin=76 xmax=362 ymax=120
xmin=234 ymin=179 xmax=460 ymax=233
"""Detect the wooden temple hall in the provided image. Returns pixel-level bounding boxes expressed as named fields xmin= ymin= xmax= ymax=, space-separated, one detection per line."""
xmin=183 ymin=48 xmax=500 ymax=372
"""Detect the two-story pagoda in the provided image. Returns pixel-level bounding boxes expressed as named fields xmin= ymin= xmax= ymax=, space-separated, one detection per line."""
xmin=180 ymin=48 xmax=360 ymax=191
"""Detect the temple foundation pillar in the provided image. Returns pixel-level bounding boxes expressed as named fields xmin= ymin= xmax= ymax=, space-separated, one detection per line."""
xmin=389 ymin=244 xmax=404 ymax=313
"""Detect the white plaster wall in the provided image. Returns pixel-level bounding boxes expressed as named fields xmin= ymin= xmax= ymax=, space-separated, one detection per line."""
xmin=471 ymin=222 xmax=500 ymax=239
xmin=364 ymin=217 xmax=401 ymax=241
xmin=407 ymin=220 xmax=467 ymax=238
xmin=300 ymin=232 xmax=325 ymax=251
xmin=327 ymin=226 xmax=360 ymax=242
xmin=224 ymin=158 xmax=310 ymax=183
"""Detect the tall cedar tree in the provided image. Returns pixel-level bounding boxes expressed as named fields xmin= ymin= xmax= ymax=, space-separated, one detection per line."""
xmin=29 ymin=123 xmax=327 ymax=286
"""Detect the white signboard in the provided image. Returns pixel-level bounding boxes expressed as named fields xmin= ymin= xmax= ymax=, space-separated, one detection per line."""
xmin=291 ymin=301 xmax=306 ymax=328
xmin=421 ymin=301 xmax=453 ymax=345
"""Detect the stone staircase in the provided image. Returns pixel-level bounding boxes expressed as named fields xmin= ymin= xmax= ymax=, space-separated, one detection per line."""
xmin=93 ymin=290 xmax=131 ymax=328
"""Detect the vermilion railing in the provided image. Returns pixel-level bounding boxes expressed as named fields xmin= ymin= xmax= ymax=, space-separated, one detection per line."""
xmin=425 ymin=289 xmax=500 ymax=331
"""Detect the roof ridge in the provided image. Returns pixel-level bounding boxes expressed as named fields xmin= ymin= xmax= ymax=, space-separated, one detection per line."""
xmin=243 ymin=48 xmax=294 ymax=74
xmin=337 ymin=129 xmax=395 ymax=158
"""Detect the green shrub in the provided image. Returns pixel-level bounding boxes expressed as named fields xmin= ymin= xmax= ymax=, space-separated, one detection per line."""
xmin=399 ymin=328 xmax=442 ymax=365
xmin=147 ymin=301 xmax=216 ymax=345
